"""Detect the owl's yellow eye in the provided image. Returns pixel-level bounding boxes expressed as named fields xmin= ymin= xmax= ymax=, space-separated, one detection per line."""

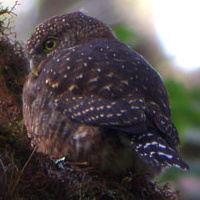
xmin=44 ymin=38 xmax=57 ymax=51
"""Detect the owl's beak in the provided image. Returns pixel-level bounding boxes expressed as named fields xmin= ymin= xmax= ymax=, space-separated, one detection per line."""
xmin=30 ymin=57 xmax=47 ymax=77
xmin=30 ymin=59 xmax=38 ymax=76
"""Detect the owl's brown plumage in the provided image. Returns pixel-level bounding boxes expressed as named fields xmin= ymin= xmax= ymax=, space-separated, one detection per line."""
xmin=23 ymin=11 xmax=189 ymax=178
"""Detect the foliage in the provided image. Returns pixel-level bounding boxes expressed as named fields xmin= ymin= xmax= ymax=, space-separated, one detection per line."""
xmin=112 ymin=24 xmax=138 ymax=44
xmin=165 ymin=79 xmax=200 ymax=137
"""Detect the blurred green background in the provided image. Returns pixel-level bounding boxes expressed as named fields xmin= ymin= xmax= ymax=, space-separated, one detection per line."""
xmin=1 ymin=0 xmax=200 ymax=199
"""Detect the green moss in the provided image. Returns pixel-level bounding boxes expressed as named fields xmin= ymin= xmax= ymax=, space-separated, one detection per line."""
xmin=165 ymin=79 xmax=200 ymax=139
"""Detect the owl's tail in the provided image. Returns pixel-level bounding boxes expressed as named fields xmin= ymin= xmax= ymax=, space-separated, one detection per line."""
xmin=131 ymin=132 xmax=189 ymax=171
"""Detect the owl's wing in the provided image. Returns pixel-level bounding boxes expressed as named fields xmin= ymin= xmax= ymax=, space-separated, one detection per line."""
xmin=43 ymin=39 xmax=179 ymax=148
xmin=59 ymin=94 xmax=147 ymax=134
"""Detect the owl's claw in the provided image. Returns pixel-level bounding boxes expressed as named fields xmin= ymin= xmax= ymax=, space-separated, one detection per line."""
xmin=64 ymin=161 xmax=95 ymax=172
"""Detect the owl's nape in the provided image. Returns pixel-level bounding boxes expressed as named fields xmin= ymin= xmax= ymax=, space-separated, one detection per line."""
xmin=23 ymin=11 xmax=189 ymax=179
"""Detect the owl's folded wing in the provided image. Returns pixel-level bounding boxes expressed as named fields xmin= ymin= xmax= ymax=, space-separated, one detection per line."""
xmin=58 ymin=94 xmax=147 ymax=134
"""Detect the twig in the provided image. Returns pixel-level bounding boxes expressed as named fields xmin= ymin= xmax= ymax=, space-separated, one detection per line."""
xmin=10 ymin=146 xmax=37 ymax=195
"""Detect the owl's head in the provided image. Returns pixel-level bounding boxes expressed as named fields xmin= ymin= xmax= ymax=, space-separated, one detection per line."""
xmin=26 ymin=11 xmax=115 ymax=76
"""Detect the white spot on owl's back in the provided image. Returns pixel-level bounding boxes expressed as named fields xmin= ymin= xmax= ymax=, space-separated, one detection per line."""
xmin=100 ymin=113 xmax=104 ymax=118
xmin=90 ymin=107 xmax=94 ymax=111
xmin=51 ymin=82 xmax=59 ymax=88
xmin=88 ymin=77 xmax=98 ymax=83
xmin=97 ymin=68 xmax=101 ymax=72
xmin=76 ymin=74 xmax=83 ymax=79
xmin=107 ymin=113 xmax=114 ymax=118
xmin=121 ymin=80 xmax=129 ymax=85
xmin=45 ymin=79 xmax=50 ymax=84
xmin=96 ymin=105 xmax=104 ymax=111
xmin=68 ymin=84 xmax=77 ymax=91
xmin=101 ymin=85 xmax=112 ymax=91
xmin=106 ymin=72 xmax=114 ymax=77
xmin=107 ymin=105 xmax=112 ymax=109
xmin=133 ymin=116 xmax=138 ymax=120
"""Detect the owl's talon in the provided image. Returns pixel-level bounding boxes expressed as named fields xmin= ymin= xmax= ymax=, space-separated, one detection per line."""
xmin=64 ymin=161 xmax=95 ymax=172
xmin=64 ymin=161 xmax=89 ymax=166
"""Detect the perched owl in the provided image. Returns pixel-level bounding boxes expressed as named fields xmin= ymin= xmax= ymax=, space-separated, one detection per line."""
xmin=23 ymin=11 xmax=189 ymax=178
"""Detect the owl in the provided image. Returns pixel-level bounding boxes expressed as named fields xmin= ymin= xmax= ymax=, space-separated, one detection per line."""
xmin=23 ymin=11 xmax=189 ymax=178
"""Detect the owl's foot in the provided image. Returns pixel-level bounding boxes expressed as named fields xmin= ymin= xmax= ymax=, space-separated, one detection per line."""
xmin=65 ymin=161 xmax=89 ymax=166
xmin=66 ymin=162 xmax=95 ymax=173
